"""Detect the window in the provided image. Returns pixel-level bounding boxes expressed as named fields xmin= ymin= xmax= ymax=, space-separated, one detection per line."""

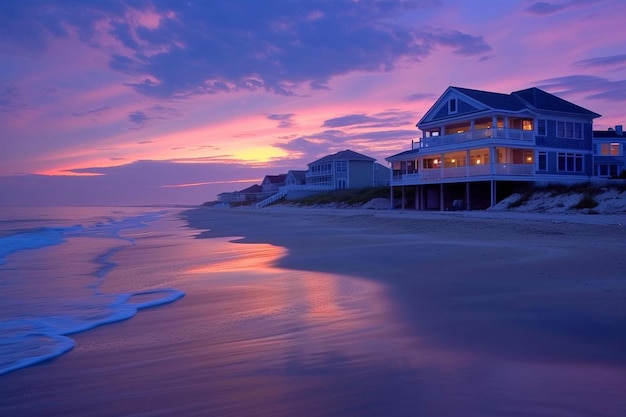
xmin=522 ymin=120 xmax=533 ymax=131
xmin=538 ymin=152 xmax=547 ymax=171
xmin=574 ymin=123 xmax=582 ymax=139
xmin=557 ymin=153 xmax=583 ymax=172
xmin=448 ymin=98 xmax=457 ymax=114
xmin=423 ymin=158 xmax=438 ymax=169
xmin=538 ymin=119 xmax=546 ymax=135
xmin=556 ymin=121 xmax=583 ymax=138
xmin=600 ymin=143 xmax=621 ymax=156
xmin=336 ymin=161 xmax=347 ymax=173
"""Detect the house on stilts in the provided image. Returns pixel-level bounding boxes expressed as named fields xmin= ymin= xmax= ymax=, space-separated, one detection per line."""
xmin=386 ymin=86 xmax=601 ymax=210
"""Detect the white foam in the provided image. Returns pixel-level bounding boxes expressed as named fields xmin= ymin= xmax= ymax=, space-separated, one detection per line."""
xmin=0 ymin=209 xmax=185 ymax=376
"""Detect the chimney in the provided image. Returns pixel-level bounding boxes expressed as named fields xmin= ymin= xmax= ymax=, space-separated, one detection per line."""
xmin=616 ymin=125 xmax=623 ymax=136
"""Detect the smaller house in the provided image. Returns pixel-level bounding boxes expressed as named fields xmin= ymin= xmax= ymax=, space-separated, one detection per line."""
xmin=261 ymin=174 xmax=287 ymax=193
xmin=593 ymin=125 xmax=625 ymax=178
xmin=217 ymin=184 xmax=263 ymax=204
xmin=285 ymin=170 xmax=307 ymax=186
xmin=306 ymin=149 xmax=390 ymax=189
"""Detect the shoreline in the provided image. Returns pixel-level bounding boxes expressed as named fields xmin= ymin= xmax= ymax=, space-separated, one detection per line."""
xmin=1 ymin=206 xmax=625 ymax=416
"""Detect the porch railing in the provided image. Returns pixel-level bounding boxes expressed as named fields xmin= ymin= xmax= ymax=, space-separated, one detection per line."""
xmin=418 ymin=128 xmax=535 ymax=148
xmin=392 ymin=163 xmax=535 ymax=183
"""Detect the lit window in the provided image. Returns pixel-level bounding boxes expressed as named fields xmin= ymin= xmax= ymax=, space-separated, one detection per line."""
xmin=610 ymin=143 xmax=620 ymax=156
xmin=522 ymin=120 xmax=533 ymax=131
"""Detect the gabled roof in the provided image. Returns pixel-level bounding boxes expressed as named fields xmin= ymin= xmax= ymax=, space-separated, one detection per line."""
xmin=238 ymin=184 xmax=262 ymax=193
xmin=262 ymin=174 xmax=287 ymax=184
xmin=512 ymin=87 xmax=600 ymax=117
xmin=308 ymin=149 xmax=375 ymax=166
xmin=453 ymin=87 xmax=526 ymax=111
xmin=386 ymin=148 xmax=420 ymax=161
xmin=418 ymin=86 xmax=601 ymax=127
xmin=286 ymin=170 xmax=307 ymax=180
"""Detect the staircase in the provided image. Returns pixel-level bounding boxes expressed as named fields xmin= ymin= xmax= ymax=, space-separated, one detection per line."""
xmin=255 ymin=188 xmax=288 ymax=208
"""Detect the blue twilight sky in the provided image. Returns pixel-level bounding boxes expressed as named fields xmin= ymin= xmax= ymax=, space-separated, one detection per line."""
xmin=1 ymin=0 xmax=625 ymax=206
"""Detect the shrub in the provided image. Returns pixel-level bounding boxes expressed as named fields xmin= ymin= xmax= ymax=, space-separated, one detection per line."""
xmin=573 ymin=195 xmax=599 ymax=209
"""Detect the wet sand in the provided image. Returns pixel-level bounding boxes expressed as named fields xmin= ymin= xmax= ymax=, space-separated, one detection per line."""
xmin=1 ymin=207 xmax=626 ymax=416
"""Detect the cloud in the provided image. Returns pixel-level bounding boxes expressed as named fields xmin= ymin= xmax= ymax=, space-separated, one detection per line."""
xmin=525 ymin=0 xmax=605 ymax=15
xmin=0 ymin=85 xmax=27 ymax=118
xmin=537 ymin=74 xmax=626 ymax=102
xmin=574 ymin=54 xmax=626 ymax=68
xmin=72 ymin=106 xmax=110 ymax=117
xmin=323 ymin=114 xmax=377 ymax=128
xmin=128 ymin=105 xmax=178 ymax=127
xmin=421 ymin=29 xmax=491 ymax=56
xmin=128 ymin=110 xmax=151 ymax=126
xmin=405 ymin=92 xmax=436 ymax=102
xmin=266 ymin=113 xmax=295 ymax=128
xmin=0 ymin=1 xmax=492 ymax=99
xmin=323 ymin=110 xmax=416 ymax=128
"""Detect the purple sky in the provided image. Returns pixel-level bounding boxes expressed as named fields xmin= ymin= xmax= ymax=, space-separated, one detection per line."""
xmin=1 ymin=0 xmax=625 ymax=206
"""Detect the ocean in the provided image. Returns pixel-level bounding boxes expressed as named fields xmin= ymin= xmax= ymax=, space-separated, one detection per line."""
xmin=0 ymin=206 xmax=186 ymax=376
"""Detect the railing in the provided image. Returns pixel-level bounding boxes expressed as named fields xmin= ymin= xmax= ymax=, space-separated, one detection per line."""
xmin=255 ymin=185 xmax=334 ymax=208
xmin=418 ymin=128 xmax=535 ymax=148
xmin=392 ymin=163 xmax=534 ymax=183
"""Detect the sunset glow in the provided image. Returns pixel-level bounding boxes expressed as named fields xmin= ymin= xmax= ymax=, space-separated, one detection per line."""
xmin=1 ymin=0 xmax=625 ymax=205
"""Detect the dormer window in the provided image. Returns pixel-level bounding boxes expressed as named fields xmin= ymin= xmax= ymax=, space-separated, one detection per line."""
xmin=448 ymin=98 xmax=458 ymax=114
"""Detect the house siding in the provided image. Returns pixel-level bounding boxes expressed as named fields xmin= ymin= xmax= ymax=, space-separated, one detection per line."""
xmin=348 ymin=161 xmax=375 ymax=188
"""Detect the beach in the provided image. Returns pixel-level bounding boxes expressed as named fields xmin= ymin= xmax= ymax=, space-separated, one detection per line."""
xmin=1 ymin=206 xmax=626 ymax=416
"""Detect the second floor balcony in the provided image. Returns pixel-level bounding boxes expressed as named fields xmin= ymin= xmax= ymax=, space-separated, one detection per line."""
xmin=418 ymin=127 xmax=535 ymax=149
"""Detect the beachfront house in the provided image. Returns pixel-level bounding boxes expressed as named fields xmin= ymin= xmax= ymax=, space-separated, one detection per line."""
xmin=255 ymin=150 xmax=390 ymax=207
xmin=217 ymin=184 xmax=263 ymax=203
xmin=306 ymin=149 xmax=390 ymax=189
xmin=285 ymin=170 xmax=307 ymax=186
xmin=593 ymin=125 xmax=625 ymax=178
xmin=261 ymin=174 xmax=287 ymax=193
xmin=387 ymin=86 xmax=601 ymax=210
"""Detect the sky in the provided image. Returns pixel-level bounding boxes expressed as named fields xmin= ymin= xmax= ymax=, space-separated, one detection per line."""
xmin=1 ymin=0 xmax=625 ymax=206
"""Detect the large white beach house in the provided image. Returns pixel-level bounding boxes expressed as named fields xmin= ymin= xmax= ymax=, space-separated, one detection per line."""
xmin=387 ymin=86 xmax=601 ymax=210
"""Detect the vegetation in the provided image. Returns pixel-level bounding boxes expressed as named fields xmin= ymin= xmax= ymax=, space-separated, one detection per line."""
xmin=506 ymin=182 xmax=607 ymax=209
xmin=572 ymin=194 xmax=599 ymax=209
xmin=284 ymin=187 xmax=390 ymax=207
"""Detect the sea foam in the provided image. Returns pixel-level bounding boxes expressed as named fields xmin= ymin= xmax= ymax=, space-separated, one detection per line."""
xmin=0 ymin=210 xmax=185 ymax=376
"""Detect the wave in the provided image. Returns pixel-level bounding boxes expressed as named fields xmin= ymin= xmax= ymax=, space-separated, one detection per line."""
xmin=0 ymin=209 xmax=185 ymax=376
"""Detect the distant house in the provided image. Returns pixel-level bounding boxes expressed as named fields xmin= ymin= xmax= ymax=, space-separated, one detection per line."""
xmin=217 ymin=184 xmax=262 ymax=204
xmin=285 ymin=170 xmax=307 ymax=186
xmin=593 ymin=125 xmax=625 ymax=178
xmin=306 ymin=149 xmax=390 ymax=189
xmin=261 ymin=174 xmax=287 ymax=193
xmin=387 ymin=86 xmax=601 ymax=210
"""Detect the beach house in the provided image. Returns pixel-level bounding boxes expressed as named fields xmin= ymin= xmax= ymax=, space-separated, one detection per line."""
xmin=593 ymin=125 xmax=625 ymax=178
xmin=254 ymin=149 xmax=390 ymax=207
xmin=306 ymin=149 xmax=390 ymax=189
xmin=386 ymin=86 xmax=601 ymax=210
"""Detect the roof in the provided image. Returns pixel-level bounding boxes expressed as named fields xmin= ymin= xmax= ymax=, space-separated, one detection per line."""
xmin=308 ymin=149 xmax=375 ymax=166
xmin=512 ymin=87 xmax=600 ymax=117
xmin=452 ymin=87 xmax=526 ymax=111
xmin=386 ymin=148 xmax=420 ymax=161
xmin=287 ymin=170 xmax=307 ymax=180
xmin=594 ymin=130 xmax=625 ymax=139
xmin=238 ymin=184 xmax=262 ymax=193
xmin=418 ymin=86 xmax=601 ymax=126
xmin=262 ymin=174 xmax=287 ymax=184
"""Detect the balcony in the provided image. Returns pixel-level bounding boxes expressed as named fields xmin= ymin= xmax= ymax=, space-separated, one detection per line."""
xmin=392 ymin=163 xmax=535 ymax=184
xmin=418 ymin=128 xmax=535 ymax=148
